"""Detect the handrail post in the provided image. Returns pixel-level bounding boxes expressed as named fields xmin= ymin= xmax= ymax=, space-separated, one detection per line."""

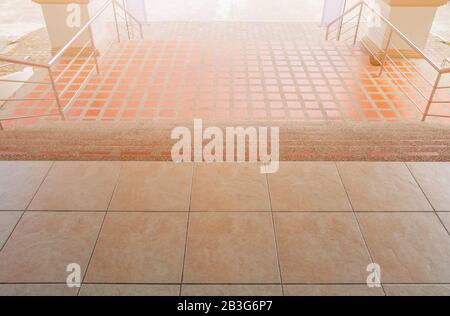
xmin=353 ymin=2 xmax=364 ymax=45
xmin=337 ymin=15 xmax=344 ymax=41
xmin=378 ymin=28 xmax=394 ymax=77
xmin=112 ymin=0 xmax=121 ymax=43
xmin=88 ymin=27 xmax=100 ymax=75
xmin=130 ymin=15 xmax=135 ymax=39
xmin=337 ymin=0 xmax=348 ymax=41
xmin=48 ymin=68 xmax=65 ymax=120
xmin=422 ymin=72 xmax=442 ymax=121
xmin=122 ymin=0 xmax=131 ymax=40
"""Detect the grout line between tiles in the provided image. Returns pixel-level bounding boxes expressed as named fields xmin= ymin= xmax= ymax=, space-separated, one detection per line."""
xmin=2 ymin=282 xmax=450 ymax=286
xmin=404 ymin=162 xmax=450 ymax=238
xmin=333 ymin=161 xmax=387 ymax=296
xmin=76 ymin=212 xmax=107 ymax=297
xmin=0 ymin=209 xmax=445 ymax=213
xmin=403 ymin=162 xmax=436 ymax=212
xmin=0 ymin=161 xmax=55 ymax=253
xmin=265 ymin=170 xmax=284 ymax=296
xmin=76 ymin=164 xmax=123 ymax=296
xmin=179 ymin=163 xmax=195 ymax=295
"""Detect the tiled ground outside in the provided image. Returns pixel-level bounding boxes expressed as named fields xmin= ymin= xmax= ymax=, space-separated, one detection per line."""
xmin=0 ymin=161 xmax=450 ymax=296
xmin=2 ymin=22 xmax=449 ymax=129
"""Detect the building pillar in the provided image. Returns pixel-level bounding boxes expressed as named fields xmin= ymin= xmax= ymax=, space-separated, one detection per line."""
xmin=32 ymin=0 xmax=92 ymax=57
xmin=363 ymin=0 xmax=448 ymax=64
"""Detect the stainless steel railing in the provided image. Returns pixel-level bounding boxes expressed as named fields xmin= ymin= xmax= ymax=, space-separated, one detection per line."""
xmin=0 ymin=55 xmax=62 ymax=130
xmin=0 ymin=0 xmax=144 ymax=129
xmin=326 ymin=1 xmax=450 ymax=122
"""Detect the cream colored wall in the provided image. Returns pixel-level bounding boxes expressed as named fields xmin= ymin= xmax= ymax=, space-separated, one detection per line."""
xmin=433 ymin=1 xmax=450 ymax=38
xmin=365 ymin=0 xmax=448 ymax=55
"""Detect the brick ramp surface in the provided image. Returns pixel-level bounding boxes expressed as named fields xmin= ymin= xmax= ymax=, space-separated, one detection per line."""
xmin=1 ymin=121 xmax=449 ymax=161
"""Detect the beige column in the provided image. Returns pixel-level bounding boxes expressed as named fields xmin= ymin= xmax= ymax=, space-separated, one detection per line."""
xmin=32 ymin=0 xmax=92 ymax=56
xmin=363 ymin=0 xmax=448 ymax=64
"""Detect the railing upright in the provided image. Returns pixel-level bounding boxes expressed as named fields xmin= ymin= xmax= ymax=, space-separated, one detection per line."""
xmin=48 ymin=68 xmax=65 ymax=120
xmin=422 ymin=73 xmax=442 ymax=121
xmin=378 ymin=28 xmax=394 ymax=77
xmin=88 ymin=27 xmax=100 ymax=75
xmin=112 ymin=0 xmax=121 ymax=42
xmin=122 ymin=0 xmax=131 ymax=40
xmin=325 ymin=1 xmax=450 ymax=122
xmin=353 ymin=3 xmax=364 ymax=45
xmin=337 ymin=15 xmax=344 ymax=41
xmin=0 ymin=0 xmax=145 ymax=128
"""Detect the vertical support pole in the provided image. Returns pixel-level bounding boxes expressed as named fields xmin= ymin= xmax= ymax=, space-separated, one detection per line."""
xmin=122 ymin=0 xmax=131 ymax=40
xmin=378 ymin=28 xmax=394 ymax=77
xmin=422 ymin=72 xmax=442 ymax=122
xmin=48 ymin=68 xmax=65 ymax=120
xmin=353 ymin=3 xmax=364 ymax=45
xmin=0 ymin=121 xmax=3 ymax=131
xmin=337 ymin=0 xmax=347 ymax=41
xmin=326 ymin=25 xmax=330 ymax=40
xmin=139 ymin=22 xmax=144 ymax=39
xmin=112 ymin=0 xmax=121 ymax=43
xmin=337 ymin=15 xmax=344 ymax=40
xmin=88 ymin=26 xmax=100 ymax=75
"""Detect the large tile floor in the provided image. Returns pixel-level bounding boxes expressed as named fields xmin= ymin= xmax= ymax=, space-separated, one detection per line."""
xmin=0 ymin=160 xmax=450 ymax=296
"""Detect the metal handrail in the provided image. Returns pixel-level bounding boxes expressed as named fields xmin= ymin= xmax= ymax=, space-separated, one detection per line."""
xmin=326 ymin=2 xmax=363 ymax=32
xmin=366 ymin=4 xmax=441 ymax=72
xmin=0 ymin=55 xmax=49 ymax=69
xmin=115 ymin=0 xmax=144 ymax=31
xmin=46 ymin=0 xmax=144 ymax=111
xmin=326 ymin=1 xmax=450 ymax=122
xmin=326 ymin=2 xmax=362 ymax=41
xmin=47 ymin=0 xmax=144 ymax=66
xmin=0 ymin=54 xmax=64 ymax=130
xmin=49 ymin=0 xmax=112 ymax=66
xmin=327 ymin=1 xmax=442 ymax=71
xmin=0 ymin=0 xmax=144 ymax=129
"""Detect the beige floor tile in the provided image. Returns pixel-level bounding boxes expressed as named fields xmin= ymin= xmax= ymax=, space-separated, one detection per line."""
xmin=384 ymin=284 xmax=450 ymax=296
xmin=28 ymin=162 xmax=121 ymax=211
xmin=0 ymin=161 xmax=52 ymax=210
xmin=407 ymin=162 xmax=450 ymax=211
xmin=268 ymin=162 xmax=351 ymax=211
xmin=0 ymin=212 xmax=104 ymax=282
xmin=357 ymin=213 xmax=450 ymax=283
xmin=283 ymin=285 xmax=384 ymax=296
xmin=183 ymin=212 xmax=280 ymax=283
xmin=337 ymin=162 xmax=432 ymax=211
xmin=181 ymin=285 xmax=282 ymax=296
xmin=191 ymin=163 xmax=270 ymax=212
xmin=109 ymin=162 xmax=192 ymax=211
xmin=0 ymin=211 xmax=22 ymax=248
xmin=274 ymin=213 xmax=371 ymax=283
xmin=79 ymin=284 xmax=180 ymax=296
xmin=85 ymin=212 xmax=188 ymax=283
xmin=0 ymin=284 xmax=78 ymax=296
xmin=438 ymin=212 xmax=450 ymax=231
